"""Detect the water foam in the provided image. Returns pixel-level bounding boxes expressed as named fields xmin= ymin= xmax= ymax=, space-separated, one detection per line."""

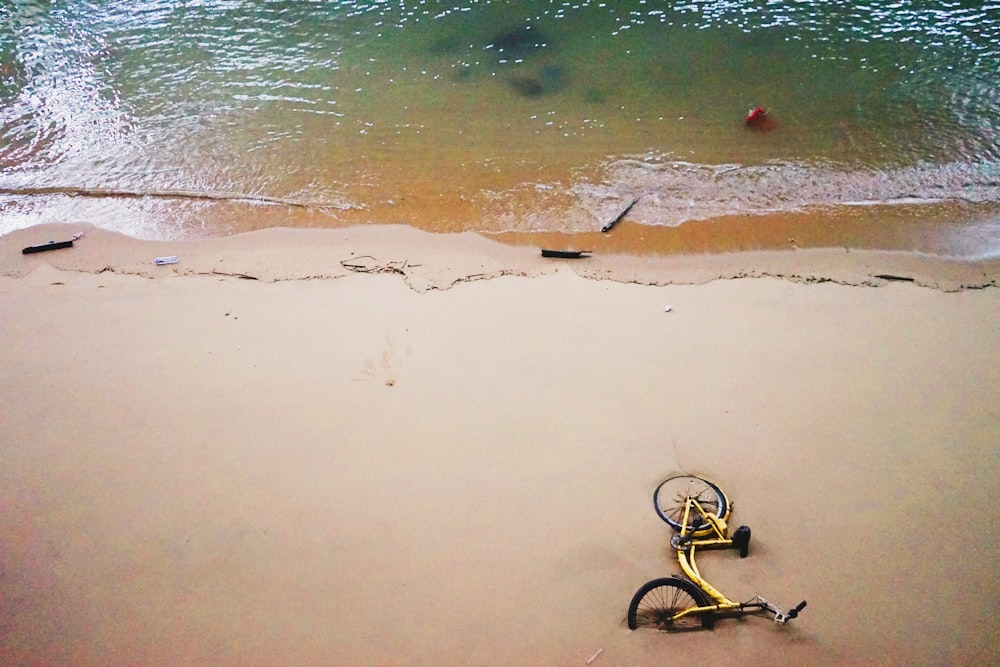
xmin=482 ymin=157 xmax=1000 ymax=233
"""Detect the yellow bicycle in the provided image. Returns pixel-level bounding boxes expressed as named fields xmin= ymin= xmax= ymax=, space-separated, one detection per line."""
xmin=628 ymin=475 xmax=807 ymax=631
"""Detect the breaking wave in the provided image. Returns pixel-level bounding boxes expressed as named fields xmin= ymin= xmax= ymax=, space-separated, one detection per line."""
xmin=484 ymin=157 xmax=1000 ymax=232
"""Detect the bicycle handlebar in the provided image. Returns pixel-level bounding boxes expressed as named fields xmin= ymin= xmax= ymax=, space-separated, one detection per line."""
xmin=751 ymin=597 xmax=807 ymax=623
xmin=787 ymin=601 xmax=807 ymax=620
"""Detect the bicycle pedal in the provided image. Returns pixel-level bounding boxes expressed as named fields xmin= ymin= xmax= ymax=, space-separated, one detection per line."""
xmin=732 ymin=525 xmax=751 ymax=558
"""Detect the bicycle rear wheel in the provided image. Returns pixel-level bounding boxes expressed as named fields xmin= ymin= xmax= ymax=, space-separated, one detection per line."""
xmin=653 ymin=475 xmax=729 ymax=532
xmin=627 ymin=577 xmax=714 ymax=631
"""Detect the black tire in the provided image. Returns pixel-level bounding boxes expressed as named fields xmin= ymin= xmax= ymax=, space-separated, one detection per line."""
xmin=733 ymin=525 xmax=751 ymax=558
xmin=653 ymin=475 xmax=729 ymax=533
xmin=627 ymin=577 xmax=714 ymax=631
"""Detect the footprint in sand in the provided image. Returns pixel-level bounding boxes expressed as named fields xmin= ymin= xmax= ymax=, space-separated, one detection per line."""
xmin=355 ymin=336 xmax=410 ymax=386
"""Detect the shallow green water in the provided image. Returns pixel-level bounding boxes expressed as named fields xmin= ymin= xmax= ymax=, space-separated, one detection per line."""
xmin=1 ymin=1 xmax=998 ymax=256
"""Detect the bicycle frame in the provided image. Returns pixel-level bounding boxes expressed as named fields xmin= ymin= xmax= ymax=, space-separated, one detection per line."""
xmin=669 ymin=497 xmax=799 ymax=623
xmin=668 ymin=498 xmax=741 ymax=619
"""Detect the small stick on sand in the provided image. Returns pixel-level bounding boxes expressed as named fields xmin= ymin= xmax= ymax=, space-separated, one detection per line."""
xmin=586 ymin=648 xmax=604 ymax=664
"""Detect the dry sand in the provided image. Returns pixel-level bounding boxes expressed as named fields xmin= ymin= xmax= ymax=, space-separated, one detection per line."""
xmin=2 ymin=224 xmax=999 ymax=665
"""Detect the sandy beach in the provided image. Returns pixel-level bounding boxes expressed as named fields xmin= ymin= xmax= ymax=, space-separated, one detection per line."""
xmin=2 ymin=224 xmax=999 ymax=666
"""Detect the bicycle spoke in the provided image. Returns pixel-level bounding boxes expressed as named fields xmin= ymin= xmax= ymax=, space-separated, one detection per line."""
xmin=653 ymin=476 xmax=729 ymax=532
xmin=630 ymin=579 xmax=705 ymax=631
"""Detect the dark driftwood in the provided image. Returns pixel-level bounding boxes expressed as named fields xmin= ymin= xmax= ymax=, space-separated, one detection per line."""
xmin=601 ymin=196 xmax=641 ymax=233
xmin=22 ymin=240 xmax=74 ymax=254
xmin=541 ymin=249 xmax=592 ymax=259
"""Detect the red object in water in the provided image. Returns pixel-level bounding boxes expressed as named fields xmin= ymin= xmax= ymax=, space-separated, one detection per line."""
xmin=745 ymin=106 xmax=767 ymax=124
xmin=745 ymin=106 xmax=774 ymax=131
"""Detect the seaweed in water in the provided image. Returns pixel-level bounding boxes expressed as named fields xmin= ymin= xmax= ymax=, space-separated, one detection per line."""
xmin=508 ymin=76 xmax=544 ymax=97
xmin=487 ymin=26 xmax=548 ymax=58
xmin=507 ymin=64 xmax=567 ymax=98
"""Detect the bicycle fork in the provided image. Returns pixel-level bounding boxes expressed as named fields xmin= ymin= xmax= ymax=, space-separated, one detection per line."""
xmin=742 ymin=596 xmax=808 ymax=624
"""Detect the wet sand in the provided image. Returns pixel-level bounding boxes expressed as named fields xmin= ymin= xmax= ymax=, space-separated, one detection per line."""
xmin=1 ymin=224 xmax=999 ymax=665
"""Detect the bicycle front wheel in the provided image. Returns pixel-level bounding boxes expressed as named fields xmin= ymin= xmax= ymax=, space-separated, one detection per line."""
xmin=627 ymin=577 xmax=714 ymax=631
xmin=653 ymin=475 xmax=729 ymax=532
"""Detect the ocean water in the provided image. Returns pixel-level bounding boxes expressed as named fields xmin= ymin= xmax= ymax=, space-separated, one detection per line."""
xmin=1 ymin=0 xmax=999 ymax=257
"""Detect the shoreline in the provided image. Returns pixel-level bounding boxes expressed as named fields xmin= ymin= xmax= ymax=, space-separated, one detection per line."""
xmin=2 ymin=222 xmax=998 ymax=292
xmin=4 ymin=196 xmax=999 ymax=265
